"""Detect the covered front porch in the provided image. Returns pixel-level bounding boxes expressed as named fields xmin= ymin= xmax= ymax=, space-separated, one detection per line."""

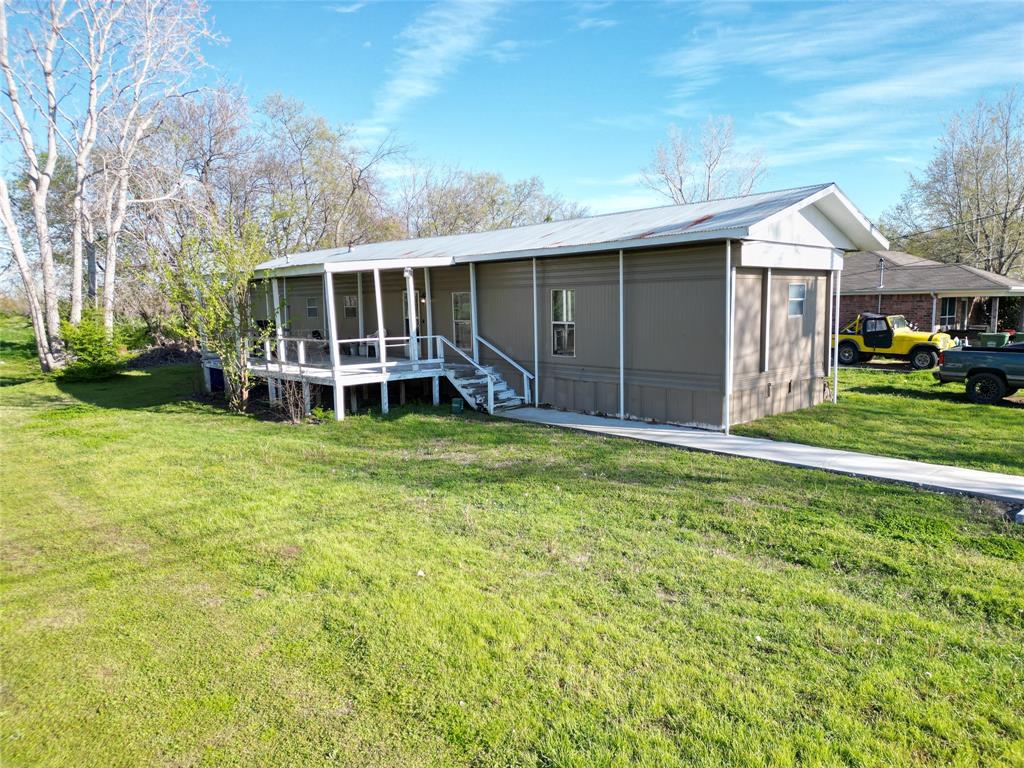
xmin=203 ymin=260 xmax=533 ymax=419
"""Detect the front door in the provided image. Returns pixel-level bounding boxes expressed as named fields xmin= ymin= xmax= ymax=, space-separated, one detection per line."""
xmin=862 ymin=316 xmax=893 ymax=350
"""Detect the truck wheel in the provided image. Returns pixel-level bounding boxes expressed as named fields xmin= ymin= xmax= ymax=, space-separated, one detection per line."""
xmin=838 ymin=342 xmax=859 ymax=365
xmin=966 ymin=373 xmax=1006 ymax=404
xmin=910 ymin=347 xmax=938 ymax=370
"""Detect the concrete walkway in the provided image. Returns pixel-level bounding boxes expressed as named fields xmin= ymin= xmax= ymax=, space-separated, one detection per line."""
xmin=503 ymin=408 xmax=1024 ymax=504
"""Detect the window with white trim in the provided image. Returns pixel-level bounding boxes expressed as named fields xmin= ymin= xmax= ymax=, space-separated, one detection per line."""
xmin=342 ymin=295 xmax=358 ymax=319
xmin=939 ymin=297 xmax=956 ymax=327
xmin=787 ymin=283 xmax=806 ymax=317
xmin=452 ymin=292 xmax=472 ymax=350
xmin=306 ymin=297 xmax=319 ymax=319
xmin=552 ymin=289 xmax=575 ymax=356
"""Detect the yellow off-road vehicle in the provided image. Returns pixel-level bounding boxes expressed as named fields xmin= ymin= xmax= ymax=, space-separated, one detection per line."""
xmin=835 ymin=313 xmax=955 ymax=369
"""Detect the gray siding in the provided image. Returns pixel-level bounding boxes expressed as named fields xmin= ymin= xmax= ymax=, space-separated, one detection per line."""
xmin=476 ymin=245 xmax=728 ymax=428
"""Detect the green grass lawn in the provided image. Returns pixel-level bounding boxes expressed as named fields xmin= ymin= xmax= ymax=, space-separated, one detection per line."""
xmin=735 ymin=366 xmax=1024 ymax=476
xmin=1 ymin=355 xmax=1021 ymax=767
xmin=0 ymin=313 xmax=42 ymax=387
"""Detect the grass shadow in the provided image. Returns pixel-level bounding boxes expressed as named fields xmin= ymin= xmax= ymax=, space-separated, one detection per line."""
xmin=849 ymin=383 xmax=1024 ymax=408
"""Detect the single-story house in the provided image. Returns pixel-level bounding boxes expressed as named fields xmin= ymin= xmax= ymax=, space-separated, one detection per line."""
xmin=839 ymin=250 xmax=1024 ymax=333
xmin=221 ymin=183 xmax=888 ymax=431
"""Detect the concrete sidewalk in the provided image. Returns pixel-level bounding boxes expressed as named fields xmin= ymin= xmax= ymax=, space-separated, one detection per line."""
xmin=503 ymin=408 xmax=1024 ymax=504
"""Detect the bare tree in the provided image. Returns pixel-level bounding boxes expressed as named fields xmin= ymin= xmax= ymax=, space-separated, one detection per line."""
xmin=881 ymin=90 xmax=1024 ymax=278
xmin=642 ymin=116 xmax=766 ymax=205
xmin=395 ymin=165 xmax=586 ymax=238
xmin=1 ymin=0 xmax=215 ymax=372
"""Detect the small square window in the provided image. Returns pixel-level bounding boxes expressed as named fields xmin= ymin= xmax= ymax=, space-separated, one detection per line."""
xmin=788 ymin=283 xmax=806 ymax=317
xmin=306 ymin=297 xmax=319 ymax=319
xmin=343 ymin=295 xmax=358 ymax=319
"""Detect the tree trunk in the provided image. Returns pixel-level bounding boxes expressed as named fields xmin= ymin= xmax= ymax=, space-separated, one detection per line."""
xmin=87 ymin=240 xmax=98 ymax=302
xmin=0 ymin=179 xmax=57 ymax=371
xmin=102 ymin=234 xmax=118 ymax=336
xmin=70 ymin=197 xmax=84 ymax=324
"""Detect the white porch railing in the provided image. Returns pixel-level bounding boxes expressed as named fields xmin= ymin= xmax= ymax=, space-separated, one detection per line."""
xmin=476 ymin=334 xmax=534 ymax=404
xmin=247 ymin=331 xmax=530 ymax=416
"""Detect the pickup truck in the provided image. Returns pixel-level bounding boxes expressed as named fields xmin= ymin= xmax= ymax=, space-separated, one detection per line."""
xmin=933 ymin=343 xmax=1024 ymax=404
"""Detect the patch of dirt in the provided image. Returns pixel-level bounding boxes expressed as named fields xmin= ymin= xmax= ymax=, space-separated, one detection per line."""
xmin=124 ymin=345 xmax=200 ymax=370
xmin=28 ymin=605 xmax=85 ymax=630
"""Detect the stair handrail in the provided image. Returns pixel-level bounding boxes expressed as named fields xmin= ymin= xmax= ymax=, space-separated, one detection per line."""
xmin=475 ymin=334 xmax=533 ymax=404
xmin=435 ymin=335 xmax=497 ymax=414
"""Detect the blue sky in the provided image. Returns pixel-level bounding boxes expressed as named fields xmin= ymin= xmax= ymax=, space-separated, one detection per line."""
xmin=204 ymin=0 xmax=1024 ymax=220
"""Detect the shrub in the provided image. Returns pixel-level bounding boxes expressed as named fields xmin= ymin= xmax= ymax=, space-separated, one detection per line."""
xmin=114 ymin=319 xmax=154 ymax=353
xmin=60 ymin=312 xmax=122 ymax=380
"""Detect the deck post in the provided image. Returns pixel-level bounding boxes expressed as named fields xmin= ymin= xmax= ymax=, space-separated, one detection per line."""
xmin=618 ymin=249 xmax=625 ymax=419
xmin=268 ymin=377 xmax=277 ymax=403
xmin=356 ymin=272 xmax=365 ymax=339
xmin=350 ymin=388 xmax=358 ymax=414
xmin=431 ymin=376 xmax=439 ymax=405
xmin=404 ymin=267 xmax=419 ymax=362
xmin=271 ymin=277 xmax=284 ymax=360
xmin=762 ymin=267 xmax=772 ymax=373
xmin=469 ymin=262 xmax=479 ymax=363
xmin=832 ymin=269 xmax=841 ymax=403
xmin=532 ymin=257 xmax=539 ymax=406
xmin=722 ymin=240 xmax=734 ymax=434
xmin=333 ymin=380 xmax=344 ymax=421
xmin=324 ymin=272 xmax=340 ymax=369
xmin=302 ymin=381 xmax=311 ymax=416
xmin=424 ymin=267 xmax=434 ymax=351
xmin=380 ymin=381 xmax=389 ymax=414
xmin=373 ymin=268 xmax=387 ymax=366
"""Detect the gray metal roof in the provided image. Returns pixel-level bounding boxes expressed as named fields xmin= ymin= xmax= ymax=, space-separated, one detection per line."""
xmin=841 ymin=250 xmax=1024 ymax=296
xmin=256 ymin=183 xmax=837 ymax=274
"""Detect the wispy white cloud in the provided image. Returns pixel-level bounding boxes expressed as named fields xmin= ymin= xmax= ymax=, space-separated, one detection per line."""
xmin=326 ymin=2 xmax=365 ymax=13
xmin=651 ymin=3 xmax=1023 ymax=172
xmin=573 ymin=0 xmax=618 ymax=31
xmin=577 ymin=17 xmax=617 ymax=30
xmin=361 ymin=0 xmax=506 ymax=137
xmin=485 ymin=38 xmax=546 ymax=64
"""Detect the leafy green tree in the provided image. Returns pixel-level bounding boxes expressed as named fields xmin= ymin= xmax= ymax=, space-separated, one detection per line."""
xmin=163 ymin=218 xmax=271 ymax=412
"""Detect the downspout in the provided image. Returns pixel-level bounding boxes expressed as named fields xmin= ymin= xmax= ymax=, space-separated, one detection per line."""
xmin=833 ymin=268 xmax=841 ymax=404
xmin=723 ymin=240 xmax=734 ymax=434
xmin=618 ymin=249 xmax=625 ymax=419
xmin=532 ymin=257 xmax=539 ymax=407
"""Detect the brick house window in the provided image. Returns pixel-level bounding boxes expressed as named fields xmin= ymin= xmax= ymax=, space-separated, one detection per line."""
xmin=939 ymin=297 xmax=956 ymax=327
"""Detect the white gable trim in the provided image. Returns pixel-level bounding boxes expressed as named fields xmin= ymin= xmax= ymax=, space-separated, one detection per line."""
xmin=749 ymin=184 xmax=888 ymax=251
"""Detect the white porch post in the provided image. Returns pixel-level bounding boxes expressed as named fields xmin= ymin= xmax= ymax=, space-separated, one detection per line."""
xmin=373 ymin=268 xmax=387 ymax=365
xmin=762 ymin=267 xmax=773 ymax=373
xmin=618 ymin=249 xmax=625 ymax=419
xmin=356 ymin=272 xmax=365 ymax=339
xmin=271 ymin=277 xmax=284 ymax=360
xmin=832 ymin=269 xmax=841 ymax=404
xmin=324 ymin=272 xmax=340 ymax=369
xmin=532 ymin=257 xmax=539 ymax=406
xmin=990 ymin=296 xmax=1000 ymax=332
xmin=373 ymin=268 xmax=388 ymax=414
xmin=931 ymin=293 xmax=937 ymax=330
xmin=424 ymin=267 xmax=434 ymax=343
xmin=302 ymin=381 xmax=311 ymax=416
xmin=469 ymin=262 xmax=479 ymax=363
xmin=404 ymin=267 xmax=419 ymax=361
xmin=324 ymin=271 xmax=343 ymax=421
xmin=722 ymin=240 xmax=735 ymax=434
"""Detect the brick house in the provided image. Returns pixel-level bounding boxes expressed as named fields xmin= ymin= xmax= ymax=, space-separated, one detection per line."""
xmin=840 ymin=251 xmax=1024 ymax=334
